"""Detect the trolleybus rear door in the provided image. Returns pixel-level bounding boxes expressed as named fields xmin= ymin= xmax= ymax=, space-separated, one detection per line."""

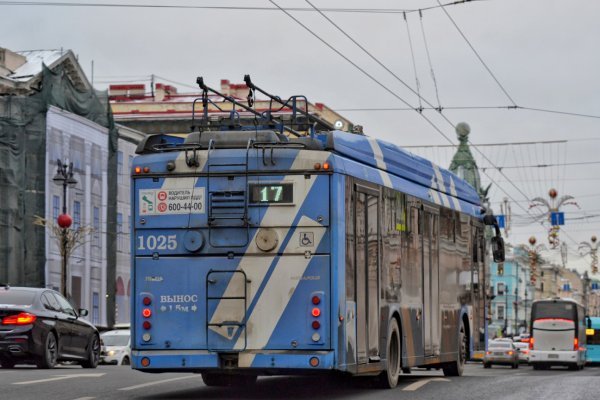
xmin=355 ymin=185 xmax=380 ymax=364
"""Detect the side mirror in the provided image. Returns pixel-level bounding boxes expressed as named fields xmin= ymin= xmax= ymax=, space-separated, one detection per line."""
xmin=491 ymin=236 xmax=505 ymax=263
xmin=586 ymin=316 xmax=591 ymax=329
xmin=78 ymin=308 xmax=89 ymax=317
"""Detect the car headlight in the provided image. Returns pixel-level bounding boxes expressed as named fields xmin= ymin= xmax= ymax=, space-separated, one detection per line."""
xmin=107 ymin=350 xmax=116 ymax=356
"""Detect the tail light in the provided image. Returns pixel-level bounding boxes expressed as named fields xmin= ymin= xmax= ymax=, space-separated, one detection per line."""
xmin=2 ymin=312 xmax=37 ymax=325
xmin=486 ymin=351 xmax=491 ymax=355
xmin=529 ymin=337 xmax=535 ymax=350
xmin=574 ymin=338 xmax=579 ymax=351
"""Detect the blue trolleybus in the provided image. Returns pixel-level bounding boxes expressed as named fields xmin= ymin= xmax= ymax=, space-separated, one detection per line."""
xmin=130 ymin=77 xmax=504 ymax=388
xmin=586 ymin=317 xmax=600 ymax=364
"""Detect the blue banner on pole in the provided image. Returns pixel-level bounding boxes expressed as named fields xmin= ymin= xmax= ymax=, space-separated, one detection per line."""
xmin=497 ymin=215 xmax=505 ymax=228
xmin=551 ymin=212 xmax=565 ymax=226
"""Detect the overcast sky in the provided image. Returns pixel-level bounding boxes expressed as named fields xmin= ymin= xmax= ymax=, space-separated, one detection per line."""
xmin=2 ymin=0 xmax=600 ymax=275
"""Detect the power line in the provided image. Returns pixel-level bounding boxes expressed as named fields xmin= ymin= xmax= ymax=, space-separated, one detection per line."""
xmin=403 ymin=139 xmax=567 ymax=148
xmin=275 ymin=0 xmax=552 ymax=236
xmin=333 ymin=105 xmax=600 ymax=119
xmin=0 ymin=0 xmax=488 ymax=14
xmin=436 ymin=0 xmax=517 ymax=107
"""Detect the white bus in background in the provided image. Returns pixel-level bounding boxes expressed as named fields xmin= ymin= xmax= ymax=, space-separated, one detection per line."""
xmin=529 ymin=298 xmax=586 ymax=370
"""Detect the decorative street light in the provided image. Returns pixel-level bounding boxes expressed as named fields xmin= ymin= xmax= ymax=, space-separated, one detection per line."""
xmin=518 ymin=236 xmax=546 ymax=286
xmin=529 ymin=188 xmax=578 ymax=249
xmin=52 ymin=159 xmax=77 ymax=298
xmin=578 ymin=236 xmax=599 ymax=275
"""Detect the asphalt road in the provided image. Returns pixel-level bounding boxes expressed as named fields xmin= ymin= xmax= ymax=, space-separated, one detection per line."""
xmin=1 ymin=362 xmax=598 ymax=400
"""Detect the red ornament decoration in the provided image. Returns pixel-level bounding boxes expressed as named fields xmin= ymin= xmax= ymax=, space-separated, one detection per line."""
xmin=57 ymin=213 xmax=72 ymax=228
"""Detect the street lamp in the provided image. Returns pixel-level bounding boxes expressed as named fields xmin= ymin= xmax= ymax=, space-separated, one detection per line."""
xmin=52 ymin=159 xmax=77 ymax=298
xmin=529 ymin=188 xmax=578 ymax=249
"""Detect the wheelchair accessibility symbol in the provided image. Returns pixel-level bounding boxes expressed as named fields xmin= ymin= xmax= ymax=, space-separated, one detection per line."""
xmin=299 ymin=232 xmax=314 ymax=247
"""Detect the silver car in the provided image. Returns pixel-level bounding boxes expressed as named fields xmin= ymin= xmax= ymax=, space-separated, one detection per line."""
xmin=484 ymin=340 xmax=519 ymax=369
xmin=513 ymin=341 xmax=530 ymax=363
xmin=100 ymin=329 xmax=131 ymax=366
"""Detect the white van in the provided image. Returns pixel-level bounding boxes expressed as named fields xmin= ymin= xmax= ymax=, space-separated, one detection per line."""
xmin=100 ymin=329 xmax=131 ymax=366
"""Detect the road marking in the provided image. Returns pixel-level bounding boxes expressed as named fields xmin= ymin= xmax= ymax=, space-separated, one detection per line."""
xmin=118 ymin=375 xmax=196 ymax=391
xmin=402 ymin=377 xmax=450 ymax=391
xmin=72 ymin=397 xmax=96 ymax=400
xmin=13 ymin=373 xmax=105 ymax=385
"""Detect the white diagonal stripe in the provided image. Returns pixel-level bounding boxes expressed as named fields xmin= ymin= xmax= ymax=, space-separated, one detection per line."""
xmin=367 ymin=137 xmax=392 ymax=188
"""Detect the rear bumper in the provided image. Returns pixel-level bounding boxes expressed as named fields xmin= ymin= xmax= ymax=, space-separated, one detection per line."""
xmin=132 ymin=350 xmax=335 ymax=373
xmin=0 ymin=329 xmax=36 ymax=359
xmin=529 ymin=350 xmax=583 ymax=365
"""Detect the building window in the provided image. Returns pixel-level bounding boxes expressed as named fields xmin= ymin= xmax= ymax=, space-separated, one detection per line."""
xmin=497 ymin=282 xmax=505 ymax=296
xmin=117 ymin=213 xmax=123 ymax=252
xmin=92 ymin=292 xmax=99 ymax=325
xmin=117 ymin=151 xmax=123 ymax=183
xmin=73 ymin=201 xmax=81 ymax=230
xmin=497 ymin=305 xmax=505 ymax=321
xmin=52 ymin=195 xmax=60 ymax=220
xmin=93 ymin=207 xmax=100 ymax=247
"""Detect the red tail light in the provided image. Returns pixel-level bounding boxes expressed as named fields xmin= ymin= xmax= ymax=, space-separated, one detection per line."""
xmin=574 ymin=338 xmax=579 ymax=351
xmin=311 ymin=308 xmax=321 ymax=317
xmin=142 ymin=308 xmax=152 ymax=318
xmin=529 ymin=337 xmax=535 ymax=350
xmin=2 ymin=312 xmax=37 ymax=325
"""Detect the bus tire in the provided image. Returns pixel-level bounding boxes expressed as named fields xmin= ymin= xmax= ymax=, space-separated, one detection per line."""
xmin=376 ymin=318 xmax=401 ymax=389
xmin=443 ymin=321 xmax=466 ymax=377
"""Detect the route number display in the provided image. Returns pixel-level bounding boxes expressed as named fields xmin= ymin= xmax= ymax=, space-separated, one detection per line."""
xmin=249 ymin=183 xmax=293 ymax=204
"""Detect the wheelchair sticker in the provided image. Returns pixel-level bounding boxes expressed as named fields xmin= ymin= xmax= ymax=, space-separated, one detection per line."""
xmin=299 ymin=232 xmax=314 ymax=247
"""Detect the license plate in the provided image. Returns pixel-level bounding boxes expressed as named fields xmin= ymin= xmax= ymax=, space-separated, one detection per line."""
xmin=494 ymin=352 xmax=503 ymax=356
xmin=548 ymin=354 xmax=559 ymax=359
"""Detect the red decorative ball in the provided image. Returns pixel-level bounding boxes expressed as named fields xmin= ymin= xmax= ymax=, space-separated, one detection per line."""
xmin=548 ymin=188 xmax=557 ymax=199
xmin=529 ymin=236 xmax=536 ymax=245
xmin=57 ymin=213 xmax=72 ymax=228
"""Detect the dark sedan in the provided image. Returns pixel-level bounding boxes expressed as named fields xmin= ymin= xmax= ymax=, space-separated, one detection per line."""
xmin=0 ymin=285 xmax=100 ymax=369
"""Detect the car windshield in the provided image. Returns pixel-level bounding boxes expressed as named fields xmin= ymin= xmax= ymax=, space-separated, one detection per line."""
xmin=0 ymin=289 xmax=36 ymax=305
xmin=102 ymin=334 xmax=129 ymax=346
xmin=489 ymin=342 xmax=511 ymax=349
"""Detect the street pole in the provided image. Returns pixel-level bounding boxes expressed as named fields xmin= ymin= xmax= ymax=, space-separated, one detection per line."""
xmin=53 ymin=159 xmax=77 ymax=299
xmin=515 ymin=262 xmax=519 ymax=333
xmin=505 ymin=285 xmax=509 ymax=336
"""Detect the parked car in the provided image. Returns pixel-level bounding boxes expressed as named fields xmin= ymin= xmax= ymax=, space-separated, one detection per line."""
xmin=100 ymin=329 xmax=131 ymax=365
xmin=513 ymin=341 xmax=530 ymax=363
xmin=484 ymin=340 xmax=519 ymax=369
xmin=0 ymin=285 xmax=100 ymax=369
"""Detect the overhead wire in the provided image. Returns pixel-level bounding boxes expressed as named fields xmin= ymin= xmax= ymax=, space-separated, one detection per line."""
xmin=0 ymin=0 xmax=490 ymax=14
xmin=436 ymin=0 xmax=517 ymax=107
xmin=403 ymin=12 xmax=423 ymax=111
xmin=286 ymin=0 xmax=555 ymax=240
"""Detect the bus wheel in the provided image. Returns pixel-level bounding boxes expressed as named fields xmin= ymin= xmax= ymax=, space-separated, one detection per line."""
xmin=443 ymin=321 xmax=466 ymax=377
xmin=376 ymin=318 xmax=401 ymax=389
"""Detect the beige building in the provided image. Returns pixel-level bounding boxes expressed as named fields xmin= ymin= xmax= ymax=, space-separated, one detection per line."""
xmin=109 ymin=79 xmax=354 ymax=136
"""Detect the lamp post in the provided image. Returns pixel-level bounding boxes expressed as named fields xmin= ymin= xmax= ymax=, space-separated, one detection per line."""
xmin=504 ymin=285 xmax=509 ymax=336
xmin=52 ymin=159 xmax=77 ymax=298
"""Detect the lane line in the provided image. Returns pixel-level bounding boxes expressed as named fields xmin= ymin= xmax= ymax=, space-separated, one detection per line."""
xmin=13 ymin=373 xmax=105 ymax=385
xmin=402 ymin=377 xmax=450 ymax=391
xmin=118 ymin=375 xmax=197 ymax=391
xmin=72 ymin=397 xmax=96 ymax=400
